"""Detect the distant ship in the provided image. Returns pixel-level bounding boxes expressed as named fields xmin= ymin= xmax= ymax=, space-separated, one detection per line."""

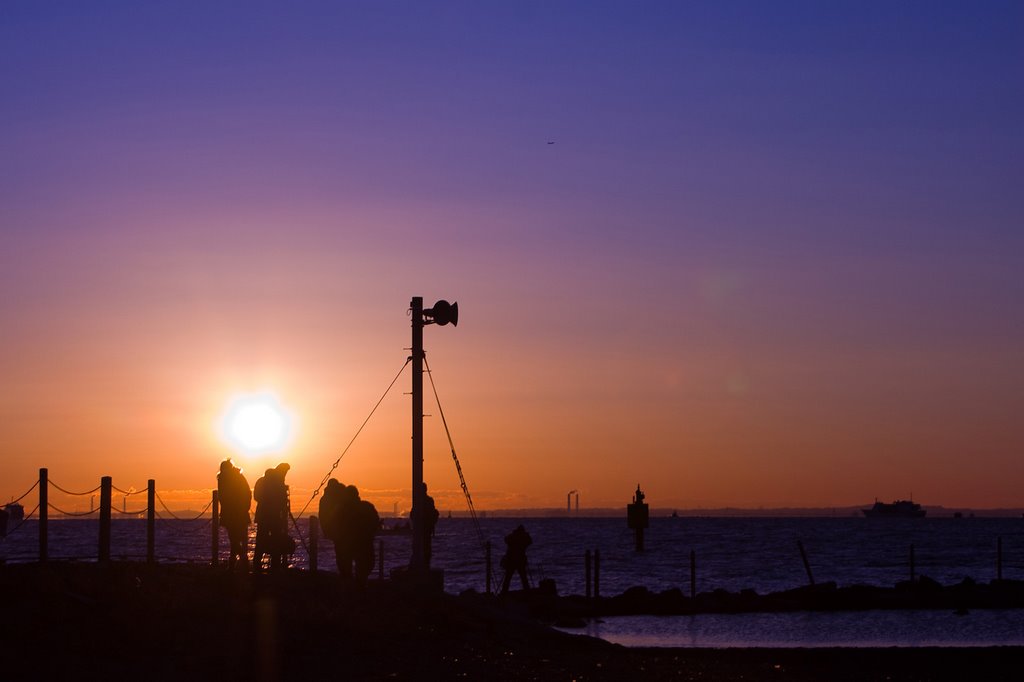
xmin=2 ymin=502 xmax=25 ymax=537
xmin=4 ymin=502 xmax=24 ymax=524
xmin=862 ymin=499 xmax=926 ymax=518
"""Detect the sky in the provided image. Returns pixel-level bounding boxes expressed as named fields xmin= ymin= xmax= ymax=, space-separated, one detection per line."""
xmin=2 ymin=1 xmax=1022 ymax=514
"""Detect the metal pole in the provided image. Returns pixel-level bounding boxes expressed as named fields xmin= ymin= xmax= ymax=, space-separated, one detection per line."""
xmin=411 ymin=296 xmax=425 ymax=571
xmin=99 ymin=476 xmax=112 ymax=562
xmin=211 ymin=490 xmax=219 ymax=567
xmin=38 ymin=468 xmax=48 ymax=563
xmin=146 ymin=479 xmax=155 ymax=564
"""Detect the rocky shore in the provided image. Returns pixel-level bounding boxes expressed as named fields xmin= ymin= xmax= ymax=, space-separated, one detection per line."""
xmin=546 ymin=576 xmax=1024 ymax=623
xmin=2 ymin=562 xmax=1022 ymax=681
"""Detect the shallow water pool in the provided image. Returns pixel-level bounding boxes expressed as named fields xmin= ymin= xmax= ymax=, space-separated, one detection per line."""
xmin=559 ymin=609 xmax=1024 ymax=648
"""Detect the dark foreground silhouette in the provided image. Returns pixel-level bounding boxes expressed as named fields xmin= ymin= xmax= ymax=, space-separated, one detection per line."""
xmin=500 ymin=523 xmax=532 ymax=594
xmin=2 ymin=562 xmax=1023 ymax=681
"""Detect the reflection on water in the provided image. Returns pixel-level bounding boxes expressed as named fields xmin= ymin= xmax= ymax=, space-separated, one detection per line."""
xmin=566 ymin=610 xmax=1024 ymax=648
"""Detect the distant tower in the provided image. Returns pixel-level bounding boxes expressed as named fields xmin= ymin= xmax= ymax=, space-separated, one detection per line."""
xmin=627 ymin=484 xmax=649 ymax=552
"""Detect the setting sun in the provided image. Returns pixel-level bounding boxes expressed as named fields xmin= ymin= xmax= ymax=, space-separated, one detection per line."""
xmin=220 ymin=392 xmax=295 ymax=456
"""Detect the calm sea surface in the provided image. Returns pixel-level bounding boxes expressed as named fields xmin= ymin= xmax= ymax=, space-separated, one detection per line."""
xmin=5 ymin=515 xmax=1024 ymax=646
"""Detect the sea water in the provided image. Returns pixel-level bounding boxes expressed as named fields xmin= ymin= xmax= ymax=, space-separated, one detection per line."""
xmin=4 ymin=516 xmax=1024 ymax=594
xmin=5 ymin=515 xmax=1024 ymax=646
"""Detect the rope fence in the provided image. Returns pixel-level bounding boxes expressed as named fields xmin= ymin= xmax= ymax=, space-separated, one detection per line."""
xmin=156 ymin=493 xmax=212 ymax=522
xmin=48 ymin=504 xmax=99 ymax=517
xmin=3 ymin=469 xmax=415 ymax=585
xmin=48 ymin=480 xmax=101 ymax=497
xmin=1 ymin=471 xmax=228 ymax=566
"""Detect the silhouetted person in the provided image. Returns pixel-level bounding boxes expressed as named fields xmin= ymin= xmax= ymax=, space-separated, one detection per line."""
xmin=252 ymin=469 xmax=272 ymax=570
xmin=253 ymin=463 xmax=292 ymax=572
xmin=217 ymin=459 xmax=252 ymax=570
xmin=319 ymin=481 xmax=379 ymax=585
xmin=411 ymin=482 xmax=439 ymax=566
xmin=318 ymin=478 xmax=350 ymax=577
xmin=353 ymin=494 xmax=380 ymax=586
xmin=500 ymin=524 xmax=532 ymax=594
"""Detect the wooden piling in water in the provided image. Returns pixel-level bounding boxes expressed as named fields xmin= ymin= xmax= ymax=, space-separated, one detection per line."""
xmin=38 ymin=468 xmax=48 ymax=563
xmin=690 ymin=549 xmax=697 ymax=599
xmin=997 ymin=536 xmax=1003 ymax=581
xmin=485 ymin=540 xmax=492 ymax=595
xmin=798 ymin=540 xmax=815 ymax=586
xmin=585 ymin=549 xmax=592 ymax=599
xmin=309 ymin=515 xmax=319 ymax=571
xmin=910 ymin=544 xmax=916 ymax=582
xmin=99 ymin=476 xmax=112 ymax=562
xmin=146 ymin=479 xmax=155 ymax=564
xmin=594 ymin=549 xmax=601 ymax=599
xmin=210 ymin=490 xmax=219 ymax=567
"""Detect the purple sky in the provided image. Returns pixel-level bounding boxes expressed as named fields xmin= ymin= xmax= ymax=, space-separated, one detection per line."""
xmin=2 ymin=2 xmax=1022 ymax=510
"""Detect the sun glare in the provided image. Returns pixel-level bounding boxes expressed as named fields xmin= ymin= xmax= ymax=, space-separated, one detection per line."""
xmin=220 ymin=392 xmax=295 ymax=456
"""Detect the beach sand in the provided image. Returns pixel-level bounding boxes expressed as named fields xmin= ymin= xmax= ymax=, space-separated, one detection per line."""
xmin=2 ymin=562 xmax=1021 ymax=681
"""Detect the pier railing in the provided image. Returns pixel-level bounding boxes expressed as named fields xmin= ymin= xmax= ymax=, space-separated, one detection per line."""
xmin=1 ymin=468 xmax=405 ymax=580
xmin=3 ymin=468 xmax=218 ymax=564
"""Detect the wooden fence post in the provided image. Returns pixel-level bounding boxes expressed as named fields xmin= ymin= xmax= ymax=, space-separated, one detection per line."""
xmin=146 ymin=479 xmax=155 ymax=564
xmin=38 ymin=468 xmax=48 ymax=563
xmin=309 ymin=515 xmax=319 ymax=571
xmin=211 ymin=490 xmax=219 ymax=567
xmin=99 ymin=476 xmax=112 ymax=562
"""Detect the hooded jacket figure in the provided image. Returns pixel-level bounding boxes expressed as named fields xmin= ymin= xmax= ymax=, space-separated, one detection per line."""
xmin=253 ymin=463 xmax=292 ymax=571
xmin=217 ymin=459 xmax=251 ymax=570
